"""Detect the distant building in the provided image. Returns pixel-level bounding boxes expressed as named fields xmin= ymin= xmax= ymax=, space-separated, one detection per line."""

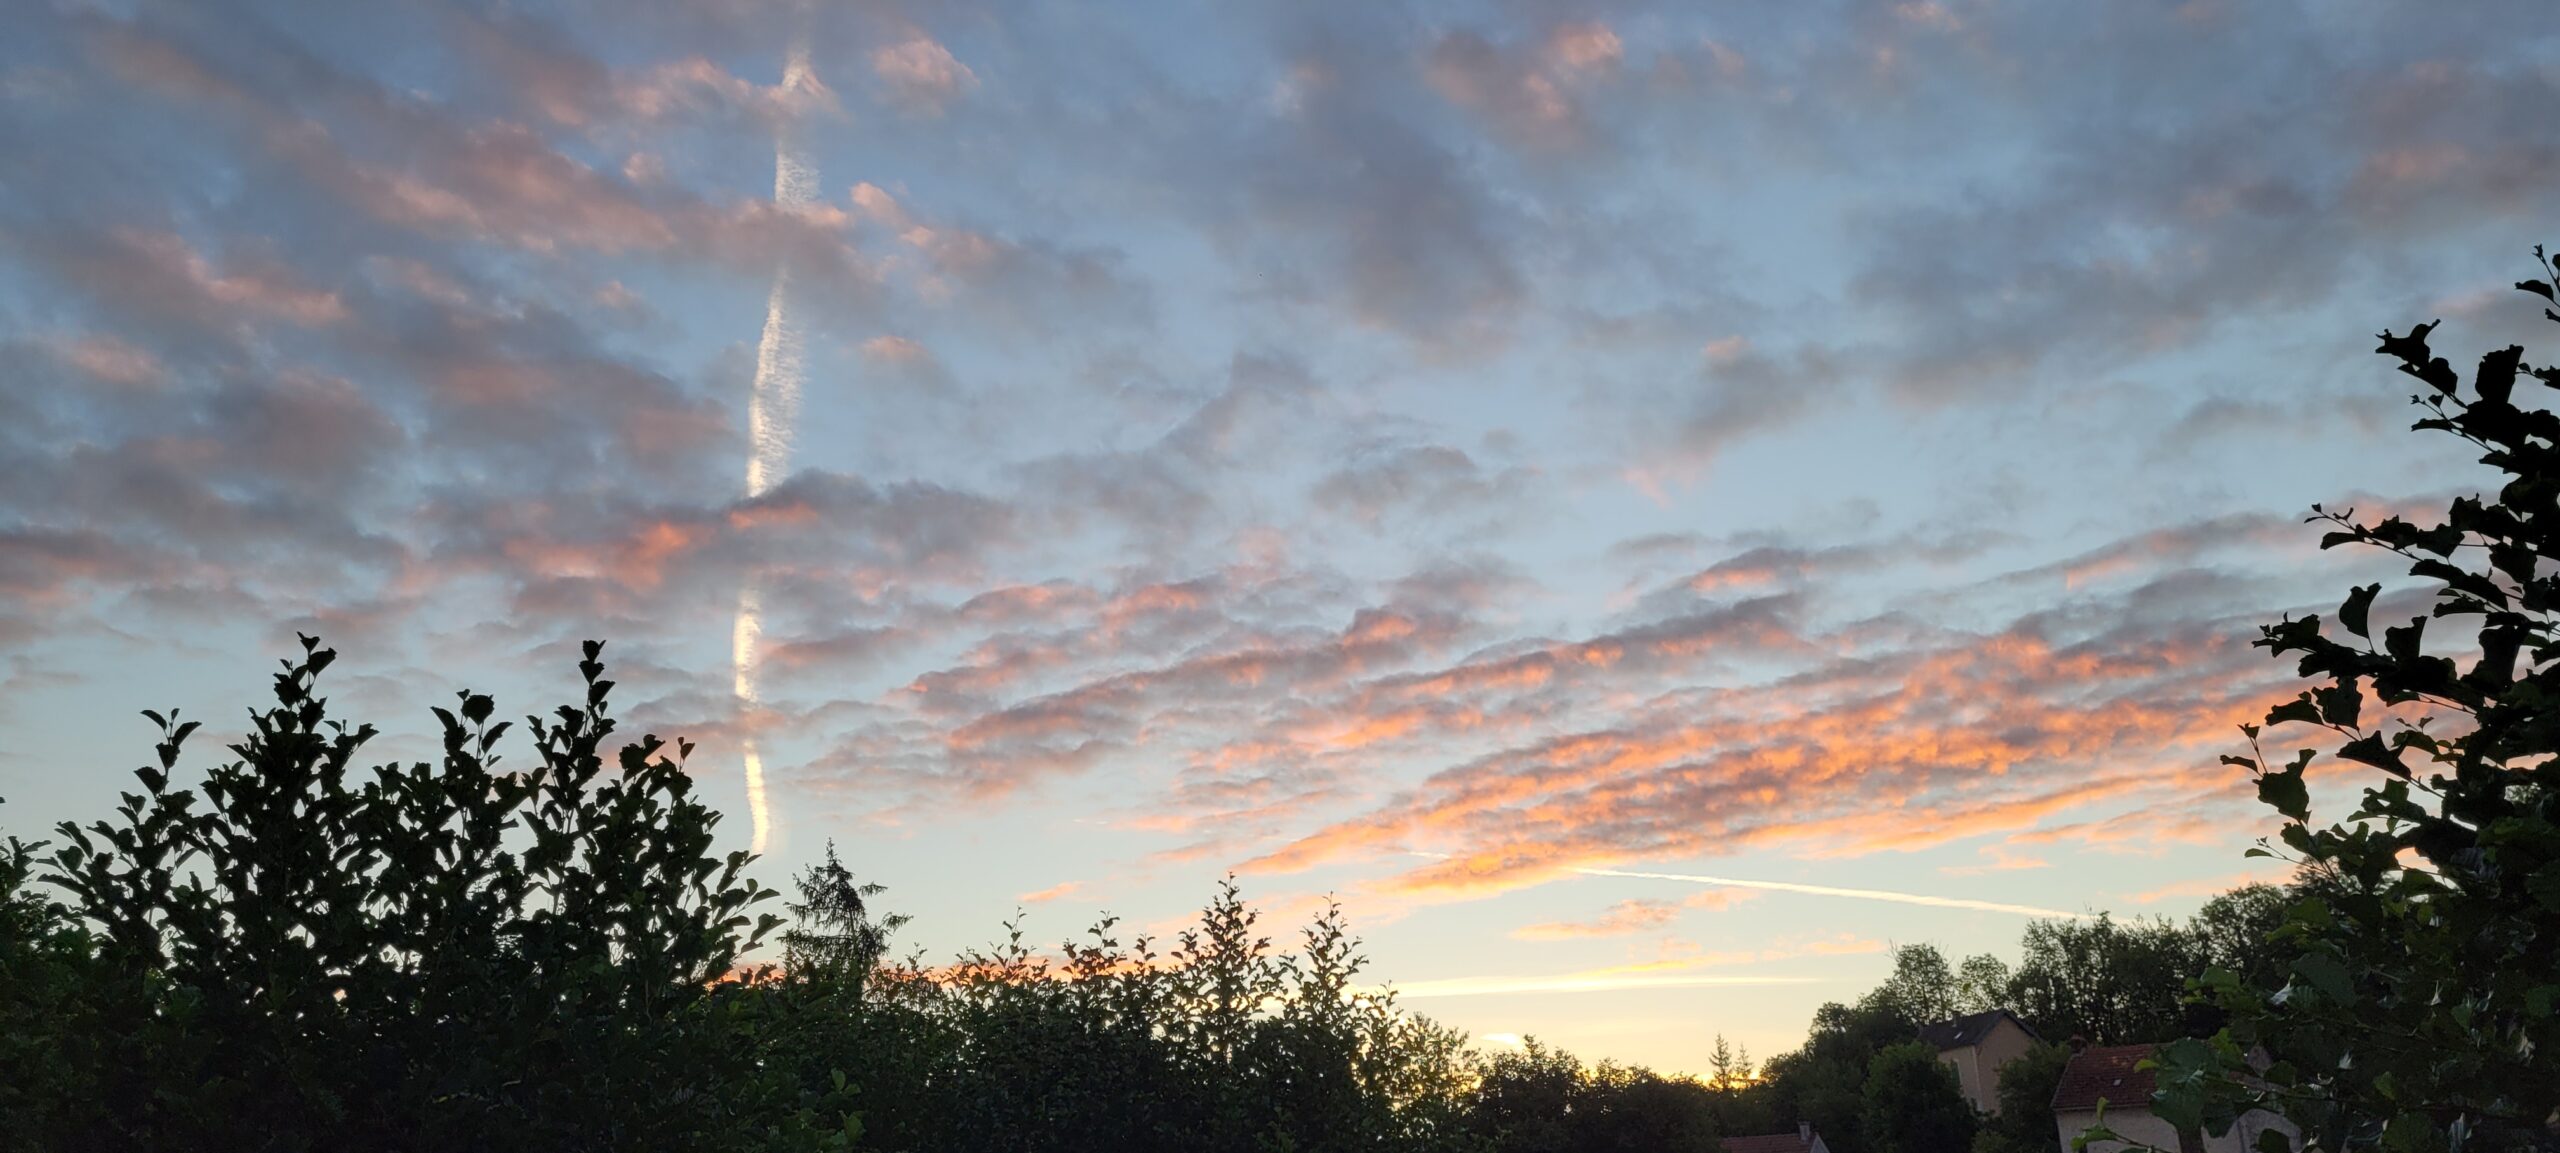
xmin=2050 ymin=1043 xmax=2297 ymax=1153
xmin=1725 ymin=1121 xmax=1831 ymax=1153
xmin=1918 ymin=1009 xmax=2041 ymax=1114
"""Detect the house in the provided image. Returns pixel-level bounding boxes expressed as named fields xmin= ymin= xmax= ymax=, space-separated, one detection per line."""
xmin=1724 ymin=1121 xmax=1830 ymax=1153
xmin=2050 ymin=1043 xmax=2297 ymax=1153
xmin=1918 ymin=1009 xmax=2040 ymax=1114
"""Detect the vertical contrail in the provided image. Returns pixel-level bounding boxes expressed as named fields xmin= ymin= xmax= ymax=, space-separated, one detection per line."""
xmin=735 ymin=35 xmax=817 ymax=856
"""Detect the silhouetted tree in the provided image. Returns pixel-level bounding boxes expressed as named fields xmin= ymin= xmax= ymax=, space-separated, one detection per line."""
xmin=782 ymin=840 xmax=909 ymax=999
xmin=1860 ymin=1042 xmax=1976 ymax=1153
xmin=2158 ymin=253 xmax=2560 ymax=1152
xmin=1471 ymin=1038 xmax=1589 ymax=1153
xmin=1975 ymin=1041 xmax=2072 ymax=1153
xmin=0 ymin=803 xmax=107 ymax=1152
xmin=1863 ymin=944 xmax=1961 ymax=1027
xmin=1710 ymin=1033 xmax=1757 ymax=1091
xmin=1954 ymin=953 xmax=2014 ymax=1017
xmin=36 ymin=638 xmax=851 ymax=1151
xmin=2004 ymin=915 xmax=2214 ymax=1044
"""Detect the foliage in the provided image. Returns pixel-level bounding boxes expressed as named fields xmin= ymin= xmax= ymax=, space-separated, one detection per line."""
xmin=1467 ymin=1038 xmax=1725 ymax=1153
xmin=784 ymin=840 xmax=912 ymax=997
xmin=1865 ymin=944 xmax=1962 ymax=1027
xmin=2158 ymin=255 xmax=2560 ymax=1152
xmin=758 ymin=874 xmax=1485 ymax=1153
xmin=1709 ymin=1033 xmax=1759 ymax=1093
xmin=1973 ymin=1042 xmax=2072 ymax=1153
xmin=1954 ymin=954 xmax=2014 ymax=1018
xmin=30 ymin=637 xmax=850 ymax=1152
xmin=1748 ymin=895 xmax=2302 ymax=1153
xmin=2004 ymin=914 xmax=2216 ymax=1044
xmin=1861 ymin=1041 xmax=1977 ymax=1153
xmin=0 ymin=803 xmax=106 ymax=1152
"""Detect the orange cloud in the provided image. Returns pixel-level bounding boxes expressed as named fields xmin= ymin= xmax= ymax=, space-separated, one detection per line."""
xmin=1019 ymin=881 xmax=1084 ymax=904
xmin=1511 ymin=898 xmax=1682 ymax=940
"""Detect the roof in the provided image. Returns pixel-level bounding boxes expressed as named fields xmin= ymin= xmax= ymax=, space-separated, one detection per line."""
xmin=2050 ymin=1044 xmax=2161 ymax=1112
xmin=1723 ymin=1134 xmax=1813 ymax=1153
xmin=1917 ymin=1009 xmax=2038 ymax=1051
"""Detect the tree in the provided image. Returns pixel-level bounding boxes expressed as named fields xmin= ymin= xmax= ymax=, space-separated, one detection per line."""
xmin=36 ymin=637 xmax=850 ymax=1151
xmin=1761 ymin=998 xmax=1935 ymax=1153
xmin=1974 ymin=1042 xmax=2071 ymax=1153
xmin=1711 ymin=1033 xmax=1758 ymax=1092
xmin=0 ymin=802 xmax=106 ymax=1152
xmin=1955 ymin=954 xmax=2014 ymax=1017
xmin=1864 ymin=944 xmax=1961 ymax=1027
xmin=1862 ymin=1041 xmax=1977 ymax=1153
xmin=781 ymin=840 xmax=910 ymax=998
xmin=2159 ymin=254 xmax=2560 ymax=1153
xmin=1575 ymin=1062 xmax=1725 ymax=1153
xmin=2187 ymin=884 xmax=2294 ymax=995
xmin=1472 ymin=1038 xmax=1591 ymax=1153
xmin=2004 ymin=915 xmax=2213 ymax=1043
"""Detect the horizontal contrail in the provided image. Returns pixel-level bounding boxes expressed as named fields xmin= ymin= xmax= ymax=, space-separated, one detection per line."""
xmin=1571 ymin=866 xmax=2094 ymax=920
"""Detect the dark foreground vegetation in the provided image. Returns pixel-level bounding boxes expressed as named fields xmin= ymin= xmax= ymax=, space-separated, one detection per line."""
xmin=6 ymin=258 xmax=2560 ymax=1152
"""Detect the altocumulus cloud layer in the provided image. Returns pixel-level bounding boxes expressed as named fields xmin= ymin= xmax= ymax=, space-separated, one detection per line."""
xmin=1 ymin=0 xmax=2552 ymax=1072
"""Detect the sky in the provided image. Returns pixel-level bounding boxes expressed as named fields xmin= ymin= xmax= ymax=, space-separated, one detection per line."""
xmin=2 ymin=0 xmax=2555 ymax=1076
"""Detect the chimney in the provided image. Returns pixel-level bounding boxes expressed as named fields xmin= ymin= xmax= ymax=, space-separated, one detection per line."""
xmin=1800 ymin=1122 xmax=1813 ymax=1146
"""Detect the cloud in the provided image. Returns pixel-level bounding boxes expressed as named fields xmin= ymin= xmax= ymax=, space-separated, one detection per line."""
xmin=1511 ymin=898 xmax=1682 ymax=940
xmin=1311 ymin=443 xmax=1537 ymax=530
xmin=0 ymin=1 xmax=2539 ymax=1057
xmin=871 ymin=35 xmax=977 ymax=113
xmin=1224 ymin=33 xmax=1526 ymax=350
xmin=1382 ymin=968 xmax=1820 ymax=1000
xmin=1232 ymin=521 xmax=2334 ymax=899
xmin=851 ymin=182 xmax=1149 ymax=335
xmin=1019 ymin=880 xmax=1083 ymax=904
xmin=1570 ymin=868 xmax=2093 ymax=921
xmin=2123 ymin=869 xmax=2284 ymax=905
xmin=1424 ymin=23 xmax=1621 ymax=153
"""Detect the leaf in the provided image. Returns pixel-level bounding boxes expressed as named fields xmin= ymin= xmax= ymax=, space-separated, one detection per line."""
xmin=2475 ymin=345 xmax=2524 ymax=406
xmin=2527 ymin=862 xmax=2560 ymax=912
xmin=2267 ymin=696 xmax=2322 ymax=727
xmin=2520 ymin=279 xmax=2557 ymax=301
xmin=2258 ymin=765 xmax=2311 ymax=821
xmin=2290 ymin=952 xmax=2354 ymax=1006
xmin=2336 ymin=733 xmax=2405 ymax=777
xmin=2339 ymin=583 xmax=2380 ymax=637
xmin=2384 ymin=617 xmax=2426 ymax=662
xmin=2376 ymin=322 xmax=2437 ymax=365
xmin=2414 ymin=356 xmax=2460 ymax=395
xmin=2316 ymin=683 xmax=2364 ymax=729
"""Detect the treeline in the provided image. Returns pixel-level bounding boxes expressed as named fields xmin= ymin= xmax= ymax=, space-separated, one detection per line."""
xmin=0 ymin=639 xmax=1761 ymax=1153
xmin=1742 ymin=886 xmax=2300 ymax=1153
xmin=0 ymin=635 xmax=2322 ymax=1153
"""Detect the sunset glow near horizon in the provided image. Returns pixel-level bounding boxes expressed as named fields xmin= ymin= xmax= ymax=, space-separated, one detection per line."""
xmin=3 ymin=0 xmax=2553 ymax=1076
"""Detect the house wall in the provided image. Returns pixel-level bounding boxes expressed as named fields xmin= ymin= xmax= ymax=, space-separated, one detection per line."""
xmin=1971 ymin=1018 xmax=2038 ymax=1114
xmin=2056 ymin=1106 xmax=2298 ymax=1153
xmin=1937 ymin=1047 xmax=1986 ymax=1114
xmin=2056 ymin=1104 xmax=2184 ymax=1153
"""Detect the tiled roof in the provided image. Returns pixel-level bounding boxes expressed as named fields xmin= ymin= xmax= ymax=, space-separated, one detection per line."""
xmin=1917 ymin=1008 xmax=2038 ymax=1051
xmin=2050 ymin=1044 xmax=2160 ymax=1112
xmin=1724 ymin=1133 xmax=1812 ymax=1153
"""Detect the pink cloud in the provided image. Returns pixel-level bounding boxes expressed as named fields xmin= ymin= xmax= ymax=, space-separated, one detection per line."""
xmin=871 ymin=36 xmax=976 ymax=113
